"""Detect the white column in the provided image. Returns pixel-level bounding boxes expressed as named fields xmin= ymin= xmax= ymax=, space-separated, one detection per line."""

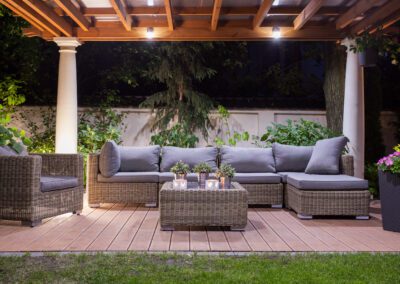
xmin=54 ymin=37 xmax=81 ymax=154
xmin=341 ymin=38 xmax=365 ymax=178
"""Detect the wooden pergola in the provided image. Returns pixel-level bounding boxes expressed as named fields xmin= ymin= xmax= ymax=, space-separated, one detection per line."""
xmin=1 ymin=0 xmax=399 ymax=41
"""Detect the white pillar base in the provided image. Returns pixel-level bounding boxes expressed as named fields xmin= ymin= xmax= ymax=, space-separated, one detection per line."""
xmin=54 ymin=37 xmax=81 ymax=154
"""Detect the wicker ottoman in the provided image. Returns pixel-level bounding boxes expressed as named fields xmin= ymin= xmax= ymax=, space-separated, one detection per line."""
xmin=159 ymin=182 xmax=248 ymax=230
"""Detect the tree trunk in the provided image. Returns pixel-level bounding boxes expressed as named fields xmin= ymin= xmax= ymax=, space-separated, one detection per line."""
xmin=323 ymin=43 xmax=346 ymax=135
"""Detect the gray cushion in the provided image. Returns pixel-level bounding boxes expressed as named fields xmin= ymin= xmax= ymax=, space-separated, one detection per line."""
xmin=286 ymin=173 xmax=368 ymax=190
xmin=40 ymin=176 xmax=79 ymax=192
xmin=232 ymin=173 xmax=281 ymax=184
xmin=98 ymin=172 xmax=159 ymax=183
xmin=119 ymin=145 xmax=160 ymax=172
xmin=277 ymin=172 xmax=304 ymax=183
xmin=160 ymin=147 xmax=218 ymax=172
xmin=99 ymin=141 xmax=120 ymax=177
xmin=220 ymin=146 xmax=276 ymax=173
xmin=273 ymin=143 xmax=314 ymax=172
xmin=305 ymin=136 xmax=349 ymax=175
xmin=159 ymin=172 xmax=217 ymax=183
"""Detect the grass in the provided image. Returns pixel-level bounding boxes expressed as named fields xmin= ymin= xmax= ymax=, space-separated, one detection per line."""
xmin=0 ymin=253 xmax=400 ymax=283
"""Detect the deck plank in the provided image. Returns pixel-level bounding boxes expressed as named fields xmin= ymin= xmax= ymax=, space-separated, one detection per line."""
xmin=149 ymin=222 xmax=172 ymax=251
xmin=224 ymin=231 xmax=251 ymax=251
xmin=242 ymin=220 xmax=272 ymax=251
xmin=170 ymin=228 xmax=190 ymax=251
xmin=128 ymin=208 xmax=158 ymax=251
xmin=108 ymin=206 xmax=149 ymax=251
xmin=206 ymin=228 xmax=231 ymax=251
xmin=190 ymin=227 xmax=210 ymax=251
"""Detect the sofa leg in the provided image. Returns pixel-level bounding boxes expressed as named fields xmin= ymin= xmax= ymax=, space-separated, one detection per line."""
xmin=22 ymin=220 xmax=42 ymax=227
xmin=161 ymin=226 xmax=174 ymax=231
xmin=297 ymin=213 xmax=313 ymax=220
xmin=145 ymin=202 xmax=157 ymax=208
xmin=230 ymin=226 xmax=246 ymax=231
xmin=271 ymin=204 xmax=283 ymax=209
xmin=73 ymin=210 xmax=82 ymax=215
xmin=356 ymin=215 xmax=370 ymax=220
xmin=89 ymin=203 xmax=100 ymax=208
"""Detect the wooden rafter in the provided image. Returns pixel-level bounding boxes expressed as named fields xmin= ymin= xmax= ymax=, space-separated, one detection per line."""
xmin=5 ymin=0 xmax=61 ymax=36
xmin=293 ymin=0 xmax=323 ymax=30
xmin=351 ymin=0 xmax=400 ymax=35
xmin=54 ymin=0 xmax=90 ymax=31
xmin=76 ymin=6 xmax=342 ymax=17
xmin=253 ymin=0 xmax=274 ymax=29
xmin=164 ymin=0 xmax=174 ymax=31
xmin=22 ymin=0 xmax=72 ymax=36
xmin=211 ymin=0 xmax=222 ymax=31
xmin=376 ymin=11 xmax=400 ymax=31
xmin=109 ymin=0 xmax=131 ymax=31
xmin=336 ymin=0 xmax=375 ymax=30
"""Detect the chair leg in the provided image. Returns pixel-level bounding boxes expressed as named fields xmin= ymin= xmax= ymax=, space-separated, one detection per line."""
xmin=356 ymin=215 xmax=370 ymax=220
xmin=73 ymin=210 xmax=82 ymax=215
xmin=145 ymin=202 xmax=157 ymax=208
xmin=22 ymin=220 xmax=42 ymax=227
xmin=297 ymin=213 xmax=313 ymax=220
xmin=271 ymin=204 xmax=283 ymax=209
xmin=89 ymin=203 xmax=100 ymax=208
xmin=230 ymin=225 xmax=246 ymax=231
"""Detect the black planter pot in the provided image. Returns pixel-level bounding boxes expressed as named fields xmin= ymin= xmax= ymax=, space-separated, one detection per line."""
xmin=358 ymin=48 xmax=378 ymax=67
xmin=378 ymin=171 xmax=400 ymax=232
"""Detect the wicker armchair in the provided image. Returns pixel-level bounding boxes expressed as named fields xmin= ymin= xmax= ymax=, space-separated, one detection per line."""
xmin=0 ymin=154 xmax=84 ymax=227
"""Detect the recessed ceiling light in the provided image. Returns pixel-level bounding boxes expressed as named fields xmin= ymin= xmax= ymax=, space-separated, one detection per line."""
xmin=272 ymin=26 xmax=281 ymax=39
xmin=273 ymin=0 xmax=279 ymax=6
xmin=147 ymin=27 xmax=154 ymax=39
xmin=147 ymin=0 xmax=154 ymax=6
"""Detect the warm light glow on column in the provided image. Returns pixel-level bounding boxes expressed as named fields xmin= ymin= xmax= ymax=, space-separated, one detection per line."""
xmin=54 ymin=37 xmax=81 ymax=154
xmin=147 ymin=27 xmax=154 ymax=39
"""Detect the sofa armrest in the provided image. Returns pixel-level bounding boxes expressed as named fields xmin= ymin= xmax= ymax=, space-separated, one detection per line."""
xmin=340 ymin=155 xmax=354 ymax=176
xmin=87 ymin=153 xmax=100 ymax=187
xmin=35 ymin=154 xmax=84 ymax=186
xmin=0 ymin=155 xmax=42 ymax=201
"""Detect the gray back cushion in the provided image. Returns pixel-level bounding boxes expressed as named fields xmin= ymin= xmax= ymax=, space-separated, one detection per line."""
xmin=99 ymin=141 xmax=121 ymax=177
xmin=272 ymin=143 xmax=314 ymax=172
xmin=220 ymin=146 xmax=276 ymax=173
xmin=119 ymin=145 xmax=161 ymax=172
xmin=305 ymin=136 xmax=349 ymax=175
xmin=160 ymin=146 xmax=218 ymax=172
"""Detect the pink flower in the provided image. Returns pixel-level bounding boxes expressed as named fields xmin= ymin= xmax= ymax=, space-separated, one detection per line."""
xmin=393 ymin=152 xmax=400 ymax=157
xmin=385 ymin=159 xmax=393 ymax=166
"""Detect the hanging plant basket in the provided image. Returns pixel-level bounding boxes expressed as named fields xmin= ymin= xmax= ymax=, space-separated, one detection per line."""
xmin=358 ymin=48 xmax=378 ymax=67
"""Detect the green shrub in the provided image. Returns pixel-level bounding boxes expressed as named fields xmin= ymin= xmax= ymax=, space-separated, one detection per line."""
xmin=150 ymin=124 xmax=198 ymax=148
xmin=255 ymin=119 xmax=336 ymax=147
xmin=365 ymin=162 xmax=379 ymax=198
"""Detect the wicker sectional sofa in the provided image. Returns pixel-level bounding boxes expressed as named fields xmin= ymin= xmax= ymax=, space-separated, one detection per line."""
xmin=88 ymin=138 xmax=370 ymax=219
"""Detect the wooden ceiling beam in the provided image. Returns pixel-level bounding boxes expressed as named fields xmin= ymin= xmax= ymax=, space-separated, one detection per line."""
xmin=211 ymin=0 xmax=222 ymax=31
xmin=293 ymin=0 xmax=323 ymax=30
xmin=22 ymin=0 xmax=72 ymax=36
xmin=0 ymin=0 xmax=44 ymax=31
xmin=5 ymin=0 xmax=61 ymax=36
xmin=76 ymin=6 xmax=342 ymax=17
xmin=54 ymin=0 xmax=90 ymax=31
xmin=253 ymin=0 xmax=274 ymax=29
xmin=109 ymin=0 xmax=132 ymax=31
xmin=164 ymin=0 xmax=174 ymax=31
xmin=74 ymin=25 xmax=341 ymax=41
xmin=351 ymin=0 xmax=400 ymax=35
xmin=336 ymin=0 xmax=375 ymax=30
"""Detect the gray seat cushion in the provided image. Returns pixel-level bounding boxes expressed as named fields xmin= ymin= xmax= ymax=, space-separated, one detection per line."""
xmin=159 ymin=172 xmax=217 ymax=183
xmin=98 ymin=172 xmax=159 ymax=183
xmin=277 ymin=172 xmax=304 ymax=183
xmin=305 ymin=136 xmax=349 ymax=175
xmin=160 ymin=147 xmax=218 ymax=172
xmin=286 ymin=173 xmax=368 ymax=190
xmin=99 ymin=141 xmax=121 ymax=177
xmin=119 ymin=145 xmax=160 ymax=172
xmin=40 ymin=176 xmax=79 ymax=192
xmin=272 ymin=143 xmax=314 ymax=172
xmin=220 ymin=146 xmax=276 ymax=173
xmin=232 ymin=173 xmax=281 ymax=184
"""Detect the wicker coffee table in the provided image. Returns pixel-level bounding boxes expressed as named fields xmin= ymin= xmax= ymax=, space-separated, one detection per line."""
xmin=159 ymin=182 xmax=248 ymax=231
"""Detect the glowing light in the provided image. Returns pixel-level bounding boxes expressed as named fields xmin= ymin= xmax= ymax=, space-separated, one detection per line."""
xmin=147 ymin=27 xmax=154 ymax=39
xmin=273 ymin=0 xmax=279 ymax=6
xmin=147 ymin=0 xmax=154 ymax=6
xmin=272 ymin=26 xmax=281 ymax=39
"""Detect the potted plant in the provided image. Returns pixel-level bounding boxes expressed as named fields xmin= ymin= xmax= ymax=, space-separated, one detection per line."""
xmin=216 ymin=163 xmax=235 ymax=189
xmin=377 ymin=144 xmax=400 ymax=232
xmin=350 ymin=32 xmax=380 ymax=67
xmin=193 ymin=162 xmax=212 ymax=188
xmin=170 ymin=160 xmax=190 ymax=180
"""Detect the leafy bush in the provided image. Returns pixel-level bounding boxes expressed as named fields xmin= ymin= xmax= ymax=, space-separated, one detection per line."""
xmin=150 ymin=124 xmax=198 ymax=148
xmin=365 ymin=162 xmax=379 ymax=198
xmin=170 ymin=160 xmax=190 ymax=174
xmin=216 ymin=163 xmax=235 ymax=178
xmin=192 ymin=162 xmax=212 ymax=173
xmin=255 ymin=119 xmax=335 ymax=147
xmin=0 ymin=125 xmax=30 ymax=153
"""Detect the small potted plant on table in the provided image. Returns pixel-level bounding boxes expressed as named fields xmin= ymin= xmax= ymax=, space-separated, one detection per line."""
xmin=193 ymin=162 xmax=212 ymax=188
xmin=171 ymin=160 xmax=190 ymax=180
xmin=216 ymin=163 xmax=235 ymax=189
xmin=377 ymin=145 xmax=400 ymax=232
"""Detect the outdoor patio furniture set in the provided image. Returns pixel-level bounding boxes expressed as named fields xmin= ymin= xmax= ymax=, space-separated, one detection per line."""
xmin=0 ymin=136 xmax=370 ymax=228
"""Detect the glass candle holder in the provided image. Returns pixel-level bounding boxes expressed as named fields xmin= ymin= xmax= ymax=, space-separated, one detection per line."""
xmin=205 ymin=179 xmax=219 ymax=190
xmin=173 ymin=179 xmax=187 ymax=190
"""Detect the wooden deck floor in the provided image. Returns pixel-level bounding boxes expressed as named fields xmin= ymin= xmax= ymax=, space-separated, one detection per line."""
xmin=1 ymin=201 xmax=399 ymax=253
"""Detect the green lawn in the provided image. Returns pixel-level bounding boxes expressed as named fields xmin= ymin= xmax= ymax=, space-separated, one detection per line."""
xmin=0 ymin=253 xmax=399 ymax=283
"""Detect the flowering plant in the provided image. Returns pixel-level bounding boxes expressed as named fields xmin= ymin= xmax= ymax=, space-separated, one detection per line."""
xmin=377 ymin=145 xmax=400 ymax=174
